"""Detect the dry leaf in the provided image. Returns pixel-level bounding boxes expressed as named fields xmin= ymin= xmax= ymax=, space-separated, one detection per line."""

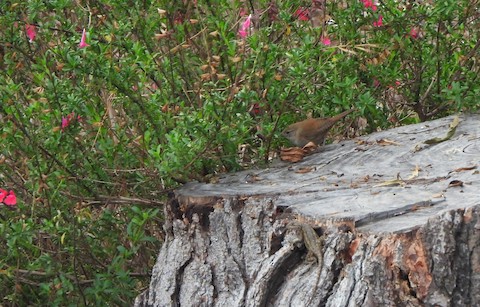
xmin=356 ymin=139 xmax=374 ymax=145
xmin=295 ymin=166 xmax=315 ymax=174
xmin=376 ymin=138 xmax=400 ymax=146
xmin=230 ymin=57 xmax=242 ymax=63
xmin=424 ymin=116 xmax=459 ymax=144
xmin=407 ymin=165 xmax=421 ymax=179
xmin=200 ymin=73 xmax=211 ymax=81
xmin=373 ymin=179 xmax=405 ymax=187
xmin=280 ymin=147 xmax=305 ymax=162
xmin=170 ymin=46 xmax=181 ymax=54
xmin=245 ymin=173 xmax=262 ymax=183
xmin=302 ymin=142 xmax=317 ymax=155
xmin=154 ymin=32 xmax=172 ymax=39
xmin=453 ymin=165 xmax=477 ymax=172
xmin=448 ymin=180 xmax=463 ymax=188
xmin=208 ymin=176 xmax=219 ymax=184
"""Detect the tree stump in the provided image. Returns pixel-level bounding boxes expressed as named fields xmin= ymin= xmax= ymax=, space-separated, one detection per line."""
xmin=135 ymin=114 xmax=480 ymax=307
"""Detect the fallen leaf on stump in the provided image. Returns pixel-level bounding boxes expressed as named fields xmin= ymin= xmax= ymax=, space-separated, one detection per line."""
xmin=424 ymin=116 xmax=459 ymax=144
xmin=280 ymin=147 xmax=305 ymax=162
xmin=302 ymin=142 xmax=317 ymax=154
xmin=377 ymin=138 xmax=400 ymax=146
xmin=294 ymin=166 xmax=315 ymax=174
xmin=448 ymin=180 xmax=463 ymax=188
xmin=453 ymin=165 xmax=477 ymax=172
xmin=280 ymin=142 xmax=318 ymax=162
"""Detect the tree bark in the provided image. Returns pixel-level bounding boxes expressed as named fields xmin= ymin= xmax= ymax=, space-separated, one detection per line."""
xmin=135 ymin=114 xmax=480 ymax=307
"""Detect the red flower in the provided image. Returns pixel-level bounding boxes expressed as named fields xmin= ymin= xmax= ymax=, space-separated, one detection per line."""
xmin=79 ymin=28 xmax=90 ymax=48
xmin=25 ymin=24 xmax=37 ymax=42
xmin=4 ymin=191 xmax=17 ymax=206
xmin=320 ymin=36 xmax=331 ymax=46
xmin=61 ymin=112 xmax=82 ymax=131
xmin=0 ymin=189 xmax=7 ymax=203
xmin=294 ymin=7 xmax=309 ymax=21
xmin=61 ymin=116 xmax=70 ymax=130
xmin=409 ymin=28 xmax=419 ymax=39
xmin=361 ymin=0 xmax=377 ymax=11
xmin=373 ymin=15 xmax=383 ymax=27
xmin=238 ymin=14 xmax=252 ymax=38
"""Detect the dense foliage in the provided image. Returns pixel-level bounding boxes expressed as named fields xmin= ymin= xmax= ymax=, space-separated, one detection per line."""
xmin=0 ymin=0 xmax=478 ymax=304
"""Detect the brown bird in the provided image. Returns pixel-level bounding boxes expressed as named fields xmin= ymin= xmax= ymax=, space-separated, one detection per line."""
xmin=282 ymin=109 xmax=354 ymax=147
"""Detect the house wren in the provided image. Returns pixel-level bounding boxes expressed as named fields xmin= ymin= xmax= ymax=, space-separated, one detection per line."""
xmin=282 ymin=109 xmax=354 ymax=147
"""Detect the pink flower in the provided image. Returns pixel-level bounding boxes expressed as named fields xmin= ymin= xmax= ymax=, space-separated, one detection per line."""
xmin=3 ymin=191 xmax=17 ymax=206
xmin=387 ymin=80 xmax=401 ymax=88
xmin=373 ymin=15 xmax=383 ymax=27
xmin=373 ymin=79 xmax=380 ymax=87
xmin=79 ymin=28 xmax=90 ymax=48
xmin=25 ymin=24 xmax=37 ymax=42
xmin=0 ymin=189 xmax=7 ymax=203
xmin=361 ymin=0 xmax=377 ymax=11
xmin=61 ymin=112 xmax=81 ymax=131
xmin=320 ymin=36 xmax=331 ymax=46
xmin=61 ymin=116 xmax=70 ymax=130
xmin=409 ymin=27 xmax=419 ymax=39
xmin=294 ymin=7 xmax=309 ymax=21
xmin=238 ymin=14 xmax=252 ymax=38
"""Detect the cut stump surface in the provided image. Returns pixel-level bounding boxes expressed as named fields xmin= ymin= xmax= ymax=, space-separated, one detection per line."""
xmin=136 ymin=114 xmax=480 ymax=307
